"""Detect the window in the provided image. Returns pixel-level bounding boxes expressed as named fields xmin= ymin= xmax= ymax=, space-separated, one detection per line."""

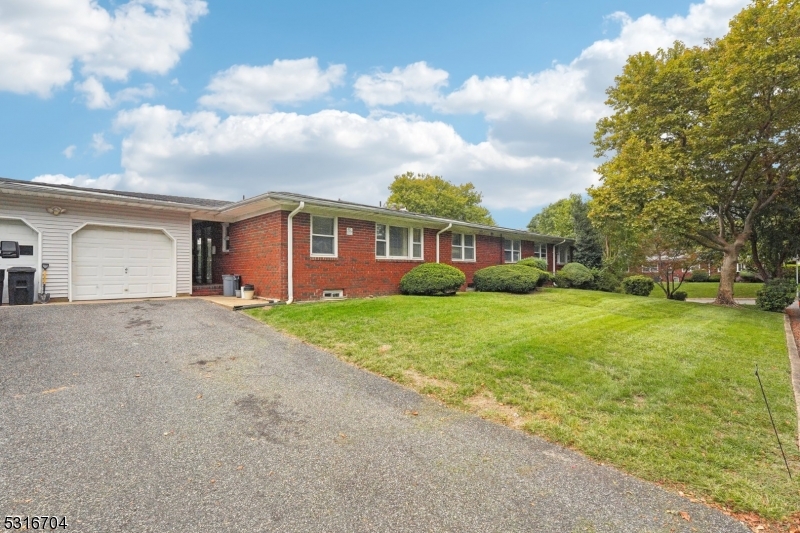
xmin=451 ymin=233 xmax=475 ymax=261
xmin=222 ymin=223 xmax=230 ymax=252
xmin=533 ymin=243 xmax=547 ymax=259
xmin=557 ymin=245 xmax=570 ymax=265
xmin=376 ymin=224 xmax=423 ymax=259
xmin=311 ymin=216 xmax=337 ymax=256
xmin=504 ymin=239 xmax=521 ymax=263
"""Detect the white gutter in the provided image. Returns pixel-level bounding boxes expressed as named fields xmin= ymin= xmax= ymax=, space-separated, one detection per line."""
xmin=552 ymin=238 xmax=567 ymax=274
xmin=286 ymin=201 xmax=305 ymax=304
xmin=436 ymin=223 xmax=453 ymax=263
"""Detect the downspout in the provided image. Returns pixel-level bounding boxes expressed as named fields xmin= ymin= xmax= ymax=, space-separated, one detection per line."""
xmin=436 ymin=223 xmax=453 ymax=263
xmin=552 ymin=239 xmax=567 ymax=274
xmin=286 ymin=201 xmax=305 ymax=304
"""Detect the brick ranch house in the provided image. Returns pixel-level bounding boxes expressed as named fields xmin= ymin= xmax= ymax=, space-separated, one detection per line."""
xmin=0 ymin=177 xmax=574 ymax=303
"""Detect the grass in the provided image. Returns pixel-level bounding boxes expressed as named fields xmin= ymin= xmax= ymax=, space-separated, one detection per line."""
xmin=649 ymin=281 xmax=763 ymax=299
xmin=248 ymin=290 xmax=800 ymax=520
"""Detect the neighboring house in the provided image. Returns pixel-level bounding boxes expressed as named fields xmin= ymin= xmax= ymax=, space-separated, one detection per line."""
xmin=0 ymin=177 xmax=573 ymax=303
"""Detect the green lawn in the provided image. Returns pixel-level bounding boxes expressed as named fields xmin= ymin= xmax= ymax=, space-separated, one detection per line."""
xmin=248 ymin=290 xmax=799 ymax=520
xmin=649 ymin=281 xmax=763 ymax=298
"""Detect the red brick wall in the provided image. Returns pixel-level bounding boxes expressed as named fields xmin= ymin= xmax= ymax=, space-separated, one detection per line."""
xmin=216 ymin=211 xmax=287 ymax=299
xmin=216 ymin=209 xmax=565 ymax=301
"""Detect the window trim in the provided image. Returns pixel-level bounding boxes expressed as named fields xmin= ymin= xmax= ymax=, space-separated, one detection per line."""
xmin=503 ymin=238 xmax=521 ymax=263
xmin=375 ymin=223 xmax=424 ymax=260
xmin=533 ymin=243 xmax=546 ymax=259
xmin=222 ymin=222 xmax=230 ymax=253
xmin=310 ymin=215 xmax=338 ymax=257
xmin=451 ymin=232 xmax=476 ymax=262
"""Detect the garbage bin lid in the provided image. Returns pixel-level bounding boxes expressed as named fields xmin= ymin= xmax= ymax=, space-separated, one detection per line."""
xmin=7 ymin=267 xmax=36 ymax=272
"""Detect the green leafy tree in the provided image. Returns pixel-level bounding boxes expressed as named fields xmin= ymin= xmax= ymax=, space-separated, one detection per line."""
xmin=387 ymin=172 xmax=495 ymax=225
xmin=527 ymin=196 xmax=577 ymax=237
xmin=571 ymin=196 xmax=604 ymax=268
xmin=750 ymin=183 xmax=800 ymax=281
xmin=591 ymin=0 xmax=800 ymax=305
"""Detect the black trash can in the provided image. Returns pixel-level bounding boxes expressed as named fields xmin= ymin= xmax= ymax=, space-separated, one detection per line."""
xmin=0 ymin=268 xmax=4 ymax=306
xmin=7 ymin=267 xmax=36 ymax=306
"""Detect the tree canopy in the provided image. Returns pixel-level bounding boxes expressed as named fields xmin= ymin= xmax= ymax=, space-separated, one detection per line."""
xmin=386 ymin=172 xmax=495 ymax=225
xmin=527 ymin=196 xmax=577 ymax=237
xmin=590 ymin=0 xmax=800 ymax=304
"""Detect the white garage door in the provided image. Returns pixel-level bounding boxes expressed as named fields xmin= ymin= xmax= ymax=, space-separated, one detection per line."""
xmin=72 ymin=226 xmax=174 ymax=301
xmin=0 ymin=218 xmax=40 ymax=304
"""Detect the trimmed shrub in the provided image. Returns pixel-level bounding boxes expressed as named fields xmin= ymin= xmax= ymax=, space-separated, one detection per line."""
xmin=670 ymin=291 xmax=688 ymax=301
xmin=534 ymin=268 xmax=551 ymax=287
xmin=708 ymin=274 xmax=721 ymax=282
xmin=400 ymin=263 xmax=466 ymax=295
xmin=591 ymin=268 xmax=622 ymax=293
xmin=553 ymin=262 xmax=594 ymax=289
xmin=473 ymin=265 xmax=541 ymax=294
xmin=738 ymin=270 xmax=756 ymax=282
xmin=689 ymin=270 xmax=709 ymax=282
xmin=756 ymin=278 xmax=796 ymax=312
xmin=621 ymin=275 xmax=655 ymax=296
xmin=517 ymin=257 xmax=547 ymax=271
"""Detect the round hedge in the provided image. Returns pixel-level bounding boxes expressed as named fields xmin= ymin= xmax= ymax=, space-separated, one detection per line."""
xmin=689 ymin=270 xmax=709 ymax=282
xmin=473 ymin=265 xmax=541 ymax=294
xmin=400 ymin=263 xmax=466 ymax=295
xmin=553 ymin=262 xmax=594 ymax=289
xmin=621 ymin=275 xmax=655 ymax=296
xmin=517 ymin=257 xmax=547 ymax=271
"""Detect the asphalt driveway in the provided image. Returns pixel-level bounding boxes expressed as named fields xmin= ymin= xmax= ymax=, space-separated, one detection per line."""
xmin=0 ymin=299 xmax=748 ymax=532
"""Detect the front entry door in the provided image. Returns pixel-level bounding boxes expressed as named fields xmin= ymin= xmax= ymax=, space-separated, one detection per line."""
xmin=193 ymin=224 xmax=213 ymax=284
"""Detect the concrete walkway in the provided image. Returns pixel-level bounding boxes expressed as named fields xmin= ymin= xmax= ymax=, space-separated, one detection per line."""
xmin=686 ymin=297 xmax=756 ymax=305
xmin=0 ymin=300 xmax=748 ymax=532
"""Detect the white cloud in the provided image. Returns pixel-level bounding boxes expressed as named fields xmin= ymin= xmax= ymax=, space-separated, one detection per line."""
xmin=438 ymin=0 xmax=747 ymax=123
xmin=76 ymin=77 xmax=157 ymax=109
xmin=198 ymin=58 xmax=347 ymax=114
xmin=62 ymin=145 xmax=77 ymax=159
xmin=106 ymin=104 xmax=587 ymax=211
xmin=354 ymin=61 xmax=449 ymax=107
xmin=0 ymin=0 xmax=207 ymax=98
xmin=48 ymin=0 xmax=749 ymax=227
xmin=32 ymin=173 xmax=122 ymax=189
xmin=91 ymin=133 xmax=113 ymax=155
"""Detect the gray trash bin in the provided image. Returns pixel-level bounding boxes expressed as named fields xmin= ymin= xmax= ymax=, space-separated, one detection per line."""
xmin=0 ymin=268 xmax=4 ymax=306
xmin=8 ymin=267 xmax=36 ymax=305
xmin=223 ymin=274 xmax=236 ymax=297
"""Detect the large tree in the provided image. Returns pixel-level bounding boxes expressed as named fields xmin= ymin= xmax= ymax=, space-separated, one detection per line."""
xmin=590 ymin=0 xmax=800 ymax=305
xmin=386 ymin=172 xmax=495 ymax=225
xmin=527 ymin=196 xmax=577 ymax=237
xmin=750 ymin=182 xmax=800 ymax=280
xmin=570 ymin=196 xmax=604 ymax=268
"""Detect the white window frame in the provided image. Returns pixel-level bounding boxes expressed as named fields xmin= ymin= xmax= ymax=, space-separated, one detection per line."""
xmin=451 ymin=233 xmax=476 ymax=262
xmin=557 ymin=245 xmax=570 ymax=265
xmin=310 ymin=215 xmax=338 ymax=257
xmin=222 ymin=222 xmax=230 ymax=252
xmin=375 ymin=223 xmax=424 ymax=260
xmin=322 ymin=289 xmax=344 ymax=299
xmin=533 ymin=243 xmax=547 ymax=259
xmin=504 ymin=239 xmax=521 ymax=263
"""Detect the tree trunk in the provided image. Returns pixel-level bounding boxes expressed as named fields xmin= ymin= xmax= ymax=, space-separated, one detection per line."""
xmin=716 ymin=247 xmax=740 ymax=305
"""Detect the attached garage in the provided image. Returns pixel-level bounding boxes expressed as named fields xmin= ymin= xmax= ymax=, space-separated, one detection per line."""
xmin=71 ymin=225 xmax=176 ymax=301
xmin=0 ymin=217 xmax=41 ymax=304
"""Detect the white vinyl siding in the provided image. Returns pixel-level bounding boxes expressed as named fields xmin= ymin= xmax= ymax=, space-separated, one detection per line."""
xmin=376 ymin=223 xmax=423 ymax=259
xmin=451 ymin=233 xmax=475 ymax=261
xmin=504 ymin=239 xmax=521 ymax=263
xmin=0 ymin=194 xmax=191 ymax=300
xmin=311 ymin=215 xmax=337 ymax=256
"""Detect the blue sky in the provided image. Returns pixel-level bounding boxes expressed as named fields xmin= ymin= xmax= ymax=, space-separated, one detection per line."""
xmin=0 ymin=0 xmax=748 ymax=228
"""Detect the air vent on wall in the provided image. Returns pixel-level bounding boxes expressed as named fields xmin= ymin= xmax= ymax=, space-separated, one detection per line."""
xmin=19 ymin=245 xmax=34 ymax=256
xmin=322 ymin=289 xmax=344 ymax=299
